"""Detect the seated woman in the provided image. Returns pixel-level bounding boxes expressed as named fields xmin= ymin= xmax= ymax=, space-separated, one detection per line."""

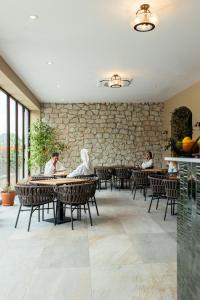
xmin=141 ymin=151 xmax=153 ymax=169
xmin=67 ymin=148 xmax=94 ymax=177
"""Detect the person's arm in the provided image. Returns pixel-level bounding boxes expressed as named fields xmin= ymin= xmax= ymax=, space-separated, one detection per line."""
xmin=67 ymin=165 xmax=84 ymax=178
xmin=44 ymin=161 xmax=55 ymax=175
xmin=141 ymin=159 xmax=153 ymax=169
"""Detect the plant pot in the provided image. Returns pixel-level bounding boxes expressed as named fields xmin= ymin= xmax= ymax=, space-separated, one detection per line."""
xmin=1 ymin=192 xmax=16 ymax=206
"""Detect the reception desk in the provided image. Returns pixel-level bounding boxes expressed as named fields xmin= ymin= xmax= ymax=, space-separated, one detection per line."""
xmin=165 ymin=157 xmax=200 ymax=300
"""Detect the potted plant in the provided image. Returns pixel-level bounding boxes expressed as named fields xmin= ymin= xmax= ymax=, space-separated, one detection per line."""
xmin=29 ymin=120 xmax=66 ymax=172
xmin=1 ymin=184 xmax=16 ymax=206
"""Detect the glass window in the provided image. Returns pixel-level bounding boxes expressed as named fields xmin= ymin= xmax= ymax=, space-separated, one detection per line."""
xmin=10 ymin=99 xmax=16 ymax=185
xmin=24 ymin=109 xmax=29 ymax=178
xmin=0 ymin=89 xmax=30 ymax=188
xmin=0 ymin=91 xmax=7 ymax=189
xmin=18 ymin=104 xmax=23 ymax=180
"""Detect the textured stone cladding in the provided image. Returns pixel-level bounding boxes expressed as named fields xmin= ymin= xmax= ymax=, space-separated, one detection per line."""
xmin=178 ymin=162 xmax=200 ymax=300
xmin=41 ymin=103 xmax=165 ymax=171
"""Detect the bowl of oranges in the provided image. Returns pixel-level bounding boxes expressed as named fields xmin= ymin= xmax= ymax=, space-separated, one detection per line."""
xmin=181 ymin=137 xmax=199 ymax=153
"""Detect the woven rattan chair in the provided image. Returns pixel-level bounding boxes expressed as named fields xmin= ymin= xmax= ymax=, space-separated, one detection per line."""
xmin=15 ymin=185 xmax=56 ymax=231
xmin=115 ymin=167 xmax=132 ymax=190
xmin=148 ymin=176 xmax=167 ymax=213
xmin=31 ymin=176 xmax=55 ymax=214
xmin=96 ymin=168 xmax=113 ymax=191
xmin=163 ymin=179 xmax=178 ymax=221
xmin=131 ymin=170 xmax=149 ymax=201
xmin=55 ymin=182 xmax=93 ymax=230
xmin=74 ymin=176 xmax=99 ymax=216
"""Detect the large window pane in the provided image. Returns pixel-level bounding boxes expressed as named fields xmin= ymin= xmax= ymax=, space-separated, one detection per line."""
xmin=10 ymin=99 xmax=16 ymax=185
xmin=24 ymin=109 xmax=29 ymax=178
xmin=18 ymin=104 xmax=23 ymax=180
xmin=0 ymin=91 xmax=7 ymax=189
xmin=0 ymin=89 xmax=30 ymax=186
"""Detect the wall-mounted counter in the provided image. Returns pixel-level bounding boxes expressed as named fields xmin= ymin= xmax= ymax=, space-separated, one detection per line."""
xmin=165 ymin=157 xmax=200 ymax=300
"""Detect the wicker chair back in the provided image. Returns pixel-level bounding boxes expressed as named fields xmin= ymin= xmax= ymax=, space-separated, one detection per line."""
xmin=115 ymin=168 xmax=132 ymax=179
xmin=132 ymin=170 xmax=149 ymax=186
xmin=163 ymin=179 xmax=178 ymax=199
xmin=15 ymin=185 xmax=55 ymax=206
xmin=96 ymin=168 xmax=112 ymax=180
xmin=55 ymin=182 xmax=92 ymax=205
xmin=148 ymin=176 xmax=166 ymax=196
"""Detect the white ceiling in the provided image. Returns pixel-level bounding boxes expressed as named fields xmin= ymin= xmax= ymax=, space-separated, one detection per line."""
xmin=0 ymin=0 xmax=200 ymax=103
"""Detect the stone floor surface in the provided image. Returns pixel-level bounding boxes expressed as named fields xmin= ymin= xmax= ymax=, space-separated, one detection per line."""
xmin=0 ymin=189 xmax=177 ymax=300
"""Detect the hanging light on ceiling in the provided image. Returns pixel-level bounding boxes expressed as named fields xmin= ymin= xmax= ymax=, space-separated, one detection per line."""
xmin=98 ymin=74 xmax=132 ymax=88
xmin=109 ymin=74 xmax=122 ymax=88
xmin=131 ymin=4 xmax=157 ymax=32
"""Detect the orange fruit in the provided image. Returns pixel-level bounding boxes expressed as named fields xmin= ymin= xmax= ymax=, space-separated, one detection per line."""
xmin=182 ymin=137 xmax=191 ymax=143
xmin=182 ymin=140 xmax=197 ymax=152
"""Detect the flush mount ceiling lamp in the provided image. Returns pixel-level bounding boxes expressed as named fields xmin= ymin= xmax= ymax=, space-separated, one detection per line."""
xmin=98 ymin=74 xmax=132 ymax=88
xmin=131 ymin=4 xmax=157 ymax=32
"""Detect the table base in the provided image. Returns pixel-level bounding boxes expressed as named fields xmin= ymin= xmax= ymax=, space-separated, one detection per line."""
xmin=44 ymin=217 xmax=76 ymax=224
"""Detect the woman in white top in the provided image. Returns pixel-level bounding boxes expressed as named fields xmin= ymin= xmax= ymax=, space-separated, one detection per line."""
xmin=141 ymin=151 xmax=153 ymax=169
xmin=67 ymin=148 xmax=94 ymax=177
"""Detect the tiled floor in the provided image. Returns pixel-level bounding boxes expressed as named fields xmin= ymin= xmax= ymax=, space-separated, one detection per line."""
xmin=0 ymin=189 xmax=177 ymax=300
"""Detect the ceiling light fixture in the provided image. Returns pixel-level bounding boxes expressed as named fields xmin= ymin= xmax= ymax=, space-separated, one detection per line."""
xmin=29 ymin=15 xmax=39 ymax=20
xmin=47 ymin=61 xmax=53 ymax=65
xmin=131 ymin=4 xmax=156 ymax=32
xmin=98 ymin=74 xmax=132 ymax=88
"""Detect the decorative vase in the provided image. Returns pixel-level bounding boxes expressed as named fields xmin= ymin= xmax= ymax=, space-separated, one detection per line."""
xmin=1 ymin=192 xmax=16 ymax=206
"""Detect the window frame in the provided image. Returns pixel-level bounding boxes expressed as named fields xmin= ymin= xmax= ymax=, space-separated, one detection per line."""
xmin=0 ymin=87 xmax=30 ymax=186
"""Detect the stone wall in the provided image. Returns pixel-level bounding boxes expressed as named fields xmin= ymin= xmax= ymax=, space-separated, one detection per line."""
xmin=41 ymin=103 xmax=165 ymax=171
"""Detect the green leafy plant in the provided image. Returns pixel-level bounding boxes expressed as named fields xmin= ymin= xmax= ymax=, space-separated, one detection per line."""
xmin=1 ymin=184 xmax=15 ymax=193
xmin=29 ymin=120 xmax=65 ymax=170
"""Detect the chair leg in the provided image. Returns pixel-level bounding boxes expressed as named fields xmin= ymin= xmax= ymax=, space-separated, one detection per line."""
xmin=55 ymin=201 xmax=58 ymax=224
xmin=47 ymin=203 xmax=49 ymax=214
xmin=42 ymin=205 xmax=44 ymax=221
xmin=156 ymin=197 xmax=160 ymax=210
xmin=111 ymin=180 xmax=113 ymax=191
xmin=52 ymin=201 xmax=56 ymax=225
xmin=148 ymin=196 xmax=154 ymax=213
xmin=144 ymin=188 xmax=147 ymax=201
xmin=70 ymin=205 xmax=74 ymax=230
xmin=173 ymin=200 xmax=176 ymax=215
xmin=87 ymin=202 xmax=93 ymax=226
xmin=98 ymin=180 xmax=100 ymax=191
xmin=131 ymin=182 xmax=134 ymax=194
xmin=28 ymin=206 xmax=34 ymax=232
xmin=15 ymin=203 xmax=22 ymax=228
xmin=77 ymin=205 xmax=81 ymax=220
xmin=38 ymin=206 xmax=40 ymax=222
xmin=133 ymin=186 xmax=137 ymax=200
xmin=171 ymin=199 xmax=173 ymax=215
xmin=164 ymin=199 xmax=169 ymax=221
xmin=93 ymin=196 xmax=99 ymax=216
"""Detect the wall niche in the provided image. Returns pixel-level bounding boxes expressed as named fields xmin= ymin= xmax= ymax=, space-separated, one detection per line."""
xmin=171 ymin=106 xmax=192 ymax=141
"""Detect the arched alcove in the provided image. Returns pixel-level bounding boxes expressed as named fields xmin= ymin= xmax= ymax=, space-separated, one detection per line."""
xmin=171 ymin=106 xmax=192 ymax=141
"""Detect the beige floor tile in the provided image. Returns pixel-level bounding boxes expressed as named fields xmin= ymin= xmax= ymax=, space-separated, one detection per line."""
xmin=89 ymin=234 xmax=143 ymax=267
xmin=91 ymin=263 xmax=177 ymax=300
xmin=23 ymin=267 xmax=92 ymax=300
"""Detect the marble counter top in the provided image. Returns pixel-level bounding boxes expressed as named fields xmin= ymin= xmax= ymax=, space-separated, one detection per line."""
xmin=164 ymin=157 xmax=200 ymax=163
